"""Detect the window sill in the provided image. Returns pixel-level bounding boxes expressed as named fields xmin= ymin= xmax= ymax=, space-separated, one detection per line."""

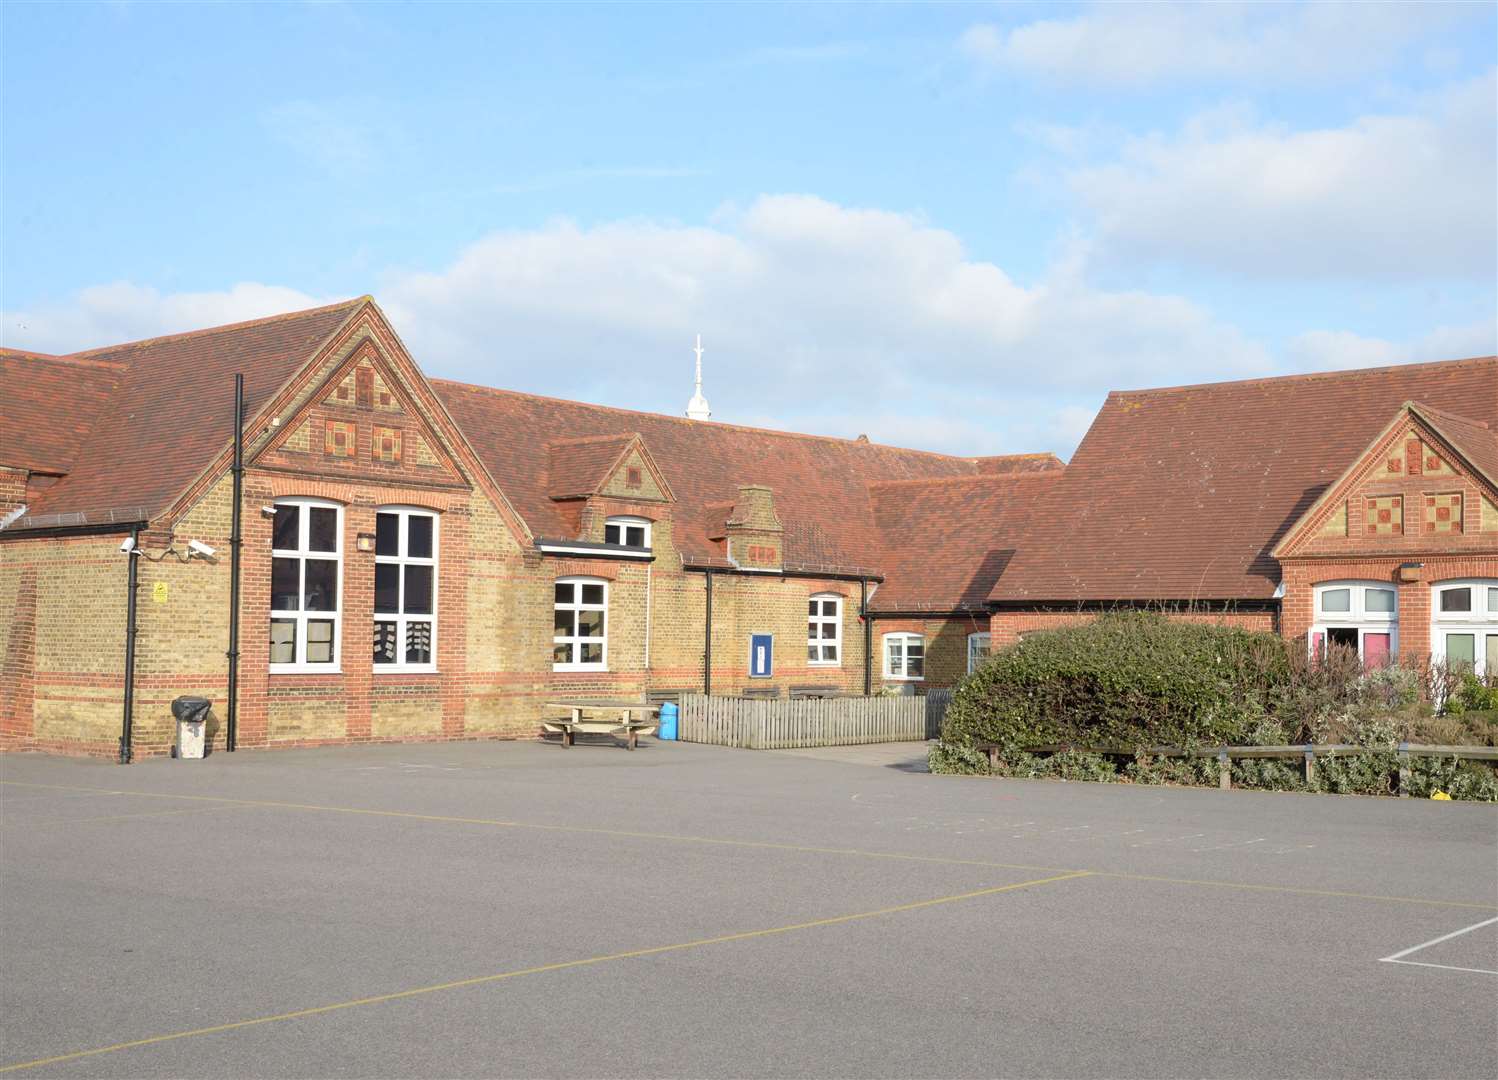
xmin=270 ymin=667 xmax=343 ymax=676
xmin=807 ymin=661 xmax=842 ymax=668
xmin=883 ymin=675 xmax=924 ymax=682
xmin=373 ymin=667 xmax=439 ymax=676
xmin=553 ymin=665 xmax=609 ymax=673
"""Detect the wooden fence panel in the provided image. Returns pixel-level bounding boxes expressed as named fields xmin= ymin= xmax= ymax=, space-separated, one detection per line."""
xmin=678 ymin=693 xmax=929 ymax=749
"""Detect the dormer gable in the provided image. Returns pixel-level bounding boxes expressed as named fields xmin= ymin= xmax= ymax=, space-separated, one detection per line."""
xmin=546 ymin=433 xmax=674 ymax=503
xmin=1274 ymin=402 xmax=1498 ymax=558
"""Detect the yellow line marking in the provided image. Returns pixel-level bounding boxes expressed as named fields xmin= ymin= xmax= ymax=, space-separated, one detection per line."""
xmin=1 ymin=804 xmax=248 ymax=829
xmin=4 ymin=780 xmax=1494 ymax=911
xmin=0 ymin=870 xmax=1092 ymax=1073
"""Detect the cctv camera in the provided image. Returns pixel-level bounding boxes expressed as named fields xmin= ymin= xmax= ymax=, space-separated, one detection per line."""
xmin=260 ymin=506 xmax=276 ymax=517
xmin=187 ymin=540 xmax=216 ymax=559
xmin=120 ymin=536 xmax=137 ymax=554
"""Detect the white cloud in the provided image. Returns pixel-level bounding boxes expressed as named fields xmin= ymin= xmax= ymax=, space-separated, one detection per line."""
xmin=961 ymin=2 xmax=1471 ymax=88
xmin=6 ymin=195 xmax=1484 ymax=457
xmin=1288 ymin=319 xmax=1497 ymax=372
xmin=1064 ymin=71 xmax=1497 ymax=280
xmin=2 ymin=281 xmax=327 ymax=354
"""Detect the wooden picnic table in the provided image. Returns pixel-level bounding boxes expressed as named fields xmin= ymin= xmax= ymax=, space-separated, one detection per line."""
xmin=543 ymin=700 xmax=659 ymax=750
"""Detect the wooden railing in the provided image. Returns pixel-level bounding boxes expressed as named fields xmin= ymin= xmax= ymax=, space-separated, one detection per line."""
xmin=679 ymin=693 xmax=931 ymax=749
xmin=972 ymin=740 xmax=1498 ymax=795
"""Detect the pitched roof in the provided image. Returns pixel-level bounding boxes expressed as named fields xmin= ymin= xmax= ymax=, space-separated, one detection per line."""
xmin=869 ymin=469 xmax=1066 ymax=612
xmin=6 ymin=300 xmax=365 ymax=526
xmin=992 ymin=356 xmax=1498 ymax=604
xmin=1413 ymin=403 xmax=1498 ymax=488
xmin=432 ymin=380 xmax=987 ymax=577
xmin=546 ymin=435 xmax=637 ymax=499
xmin=0 ymin=352 xmax=124 ymax=475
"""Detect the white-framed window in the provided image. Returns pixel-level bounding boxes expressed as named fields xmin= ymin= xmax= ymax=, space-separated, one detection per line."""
xmin=270 ymin=499 xmax=342 ymax=672
xmin=807 ymin=593 xmax=842 ymax=666
xmin=967 ymin=632 xmax=992 ymax=675
xmin=1430 ymin=580 xmax=1498 ymax=676
xmin=374 ymin=507 xmax=438 ymax=672
xmin=1309 ymin=581 xmax=1398 ymax=665
xmin=884 ymin=633 xmax=925 ymax=681
xmin=603 ymin=516 xmax=650 ymax=549
xmin=554 ymin=577 xmax=607 ymax=670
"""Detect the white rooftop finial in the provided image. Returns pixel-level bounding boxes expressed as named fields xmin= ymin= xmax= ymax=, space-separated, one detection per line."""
xmin=686 ymin=333 xmax=712 ymax=421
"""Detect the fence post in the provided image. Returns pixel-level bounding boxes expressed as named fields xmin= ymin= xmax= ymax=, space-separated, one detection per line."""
xmin=1303 ymin=744 xmax=1315 ymax=786
xmin=1397 ymin=743 xmax=1409 ymax=797
xmin=1218 ymin=750 xmax=1231 ymax=790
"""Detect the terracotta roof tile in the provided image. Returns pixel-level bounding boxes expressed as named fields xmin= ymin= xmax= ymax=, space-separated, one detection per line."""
xmin=13 ymin=300 xmax=365 ymax=523
xmin=0 ymin=352 xmax=124 ymax=475
xmin=431 ymin=380 xmax=984 ymax=576
xmin=546 ymin=435 xmax=636 ymax=499
xmin=1411 ymin=402 xmax=1498 ymax=486
xmin=870 ymin=470 xmax=1065 ymax=611
xmin=993 ymin=356 xmax=1498 ymax=603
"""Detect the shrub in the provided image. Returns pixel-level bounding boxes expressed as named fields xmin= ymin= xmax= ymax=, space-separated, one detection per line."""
xmin=942 ymin=612 xmax=1291 ymax=754
xmin=926 ymin=741 xmax=990 ymax=775
xmin=1406 ymin=756 xmax=1498 ymax=801
xmin=1313 ymin=751 xmax=1399 ymax=796
xmin=1126 ymin=753 xmax=1219 ymax=787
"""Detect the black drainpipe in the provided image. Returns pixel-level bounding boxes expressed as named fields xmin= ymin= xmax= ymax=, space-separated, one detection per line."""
xmin=119 ymin=524 xmax=141 ymax=764
xmin=703 ymin=569 xmax=714 ymax=696
xmin=226 ymin=374 xmax=244 ymax=752
xmin=861 ymin=577 xmax=872 ymax=696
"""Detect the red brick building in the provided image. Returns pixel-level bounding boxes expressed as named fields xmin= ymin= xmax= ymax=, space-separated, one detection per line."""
xmin=0 ymin=299 xmax=1057 ymax=757
xmin=990 ymin=358 xmax=1498 ymax=673
xmin=1 ymin=299 xmax=1492 ymax=759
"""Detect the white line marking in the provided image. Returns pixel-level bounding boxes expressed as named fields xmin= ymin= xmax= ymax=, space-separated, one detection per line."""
xmin=1379 ymin=915 xmax=1498 ymax=963
xmin=1381 ymin=959 xmax=1498 ymax=976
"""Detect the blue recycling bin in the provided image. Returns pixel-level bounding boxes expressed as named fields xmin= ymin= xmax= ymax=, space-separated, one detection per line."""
xmin=658 ymin=702 xmax=678 ymax=741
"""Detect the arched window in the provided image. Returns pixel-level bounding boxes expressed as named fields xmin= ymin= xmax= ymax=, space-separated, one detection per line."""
xmin=270 ymin=498 xmax=342 ymax=671
xmin=554 ymin=577 xmax=608 ymax=670
xmin=808 ymin=593 xmax=842 ymax=666
xmin=1430 ymin=580 xmax=1498 ymax=675
xmin=883 ymin=632 xmax=925 ymax=681
xmin=1309 ymin=581 xmax=1398 ymax=665
xmin=603 ymin=516 xmax=651 ymax=549
xmin=967 ymin=632 xmax=992 ymax=675
xmin=374 ymin=507 xmax=438 ymax=671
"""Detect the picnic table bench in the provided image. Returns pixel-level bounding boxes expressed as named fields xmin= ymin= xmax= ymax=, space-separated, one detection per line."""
xmin=543 ymin=700 xmax=659 ymax=750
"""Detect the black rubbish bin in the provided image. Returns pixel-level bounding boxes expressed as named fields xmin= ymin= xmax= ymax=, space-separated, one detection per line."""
xmin=170 ymin=696 xmax=212 ymax=760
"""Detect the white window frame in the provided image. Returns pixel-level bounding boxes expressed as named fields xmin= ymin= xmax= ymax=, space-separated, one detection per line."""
xmin=807 ymin=593 xmax=842 ymax=667
xmin=1308 ymin=581 xmax=1399 ymax=663
xmin=603 ymin=516 xmax=651 ymax=550
xmin=553 ymin=576 xmax=608 ymax=671
xmin=884 ymin=632 xmax=925 ymax=681
xmin=269 ymin=498 xmax=343 ymax=673
xmin=967 ymin=632 xmax=992 ymax=675
xmin=1430 ymin=579 xmax=1498 ymax=677
xmin=373 ymin=506 xmax=439 ymax=673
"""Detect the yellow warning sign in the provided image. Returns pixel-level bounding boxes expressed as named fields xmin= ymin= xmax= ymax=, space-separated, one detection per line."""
xmin=152 ymin=581 xmax=169 ymax=604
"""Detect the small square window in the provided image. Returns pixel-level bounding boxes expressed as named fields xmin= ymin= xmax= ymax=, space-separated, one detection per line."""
xmin=1319 ymin=588 xmax=1351 ymax=613
xmin=1440 ymin=587 xmax=1473 ymax=613
xmin=1365 ymin=589 xmax=1396 ymax=613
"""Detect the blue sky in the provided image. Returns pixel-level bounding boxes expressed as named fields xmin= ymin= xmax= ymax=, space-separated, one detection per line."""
xmin=4 ymin=1 xmax=1495 ymax=456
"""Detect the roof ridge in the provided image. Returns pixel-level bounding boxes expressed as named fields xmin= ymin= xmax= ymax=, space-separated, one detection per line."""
xmin=547 ymin=432 xmax=639 ymax=449
xmin=431 ymin=377 xmax=981 ymax=462
xmin=1410 ymin=401 xmax=1492 ymax=431
xmin=867 ymin=471 xmax=1062 ymax=491
xmin=1110 ymin=355 xmax=1497 ymax=401
xmin=1 ymin=349 xmax=127 ymax=370
xmin=970 ymin=452 xmax=1062 ymax=462
xmin=64 ymin=297 xmax=368 ymax=358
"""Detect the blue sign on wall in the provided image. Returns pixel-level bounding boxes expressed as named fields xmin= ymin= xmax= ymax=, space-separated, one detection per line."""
xmin=749 ymin=634 xmax=773 ymax=678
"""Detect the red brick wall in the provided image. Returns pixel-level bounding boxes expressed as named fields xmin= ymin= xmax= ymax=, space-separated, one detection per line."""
xmin=988 ymin=608 xmax=1278 ymax=650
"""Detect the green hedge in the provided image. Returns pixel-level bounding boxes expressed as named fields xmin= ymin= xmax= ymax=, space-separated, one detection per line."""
xmin=941 ymin=612 xmax=1289 ymax=754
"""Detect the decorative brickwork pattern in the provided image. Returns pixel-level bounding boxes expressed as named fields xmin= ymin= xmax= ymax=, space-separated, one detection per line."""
xmin=1365 ymin=495 xmax=1402 ymax=535
xmin=324 ymin=419 xmax=356 ymax=458
xmin=1320 ymin=501 xmax=1348 ymax=537
xmin=374 ymin=426 xmax=402 ymax=464
xmin=1425 ymin=492 xmax=1463 ymax=533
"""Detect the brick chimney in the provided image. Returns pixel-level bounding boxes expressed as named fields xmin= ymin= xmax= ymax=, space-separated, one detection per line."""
xmin=726 ymin=485 xmax=783 ymax=571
